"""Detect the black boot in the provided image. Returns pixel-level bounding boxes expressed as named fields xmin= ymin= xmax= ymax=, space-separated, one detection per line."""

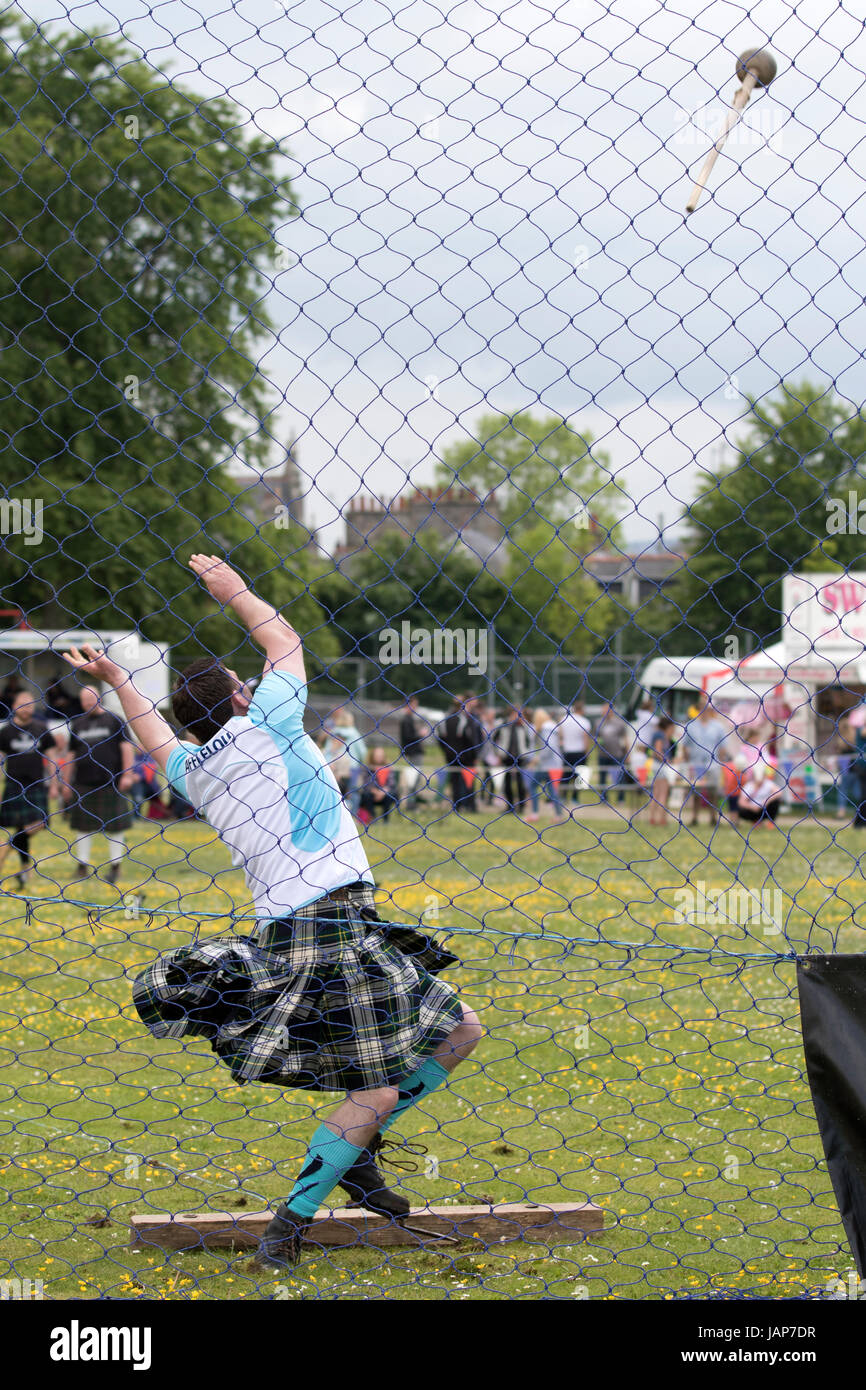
xmin=250 ymin=1203 xmax=311 ymax=1270
xmin=339 ymin=1135 xmax=426 ymax=1218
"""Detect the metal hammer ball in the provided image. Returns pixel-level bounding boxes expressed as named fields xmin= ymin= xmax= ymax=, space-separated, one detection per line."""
xmin=685 ymin=46 xmax=778 ymax=213
xmin=736 ymin=49 xmax=778 ymax=89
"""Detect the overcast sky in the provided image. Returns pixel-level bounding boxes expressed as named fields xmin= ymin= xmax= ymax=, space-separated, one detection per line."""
xmin=17 ymin=0 xmax=866 ymax=549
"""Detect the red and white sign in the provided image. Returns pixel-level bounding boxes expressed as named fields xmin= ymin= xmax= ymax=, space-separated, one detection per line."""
xmin=782 ymin=572 xmax=866 ymax=662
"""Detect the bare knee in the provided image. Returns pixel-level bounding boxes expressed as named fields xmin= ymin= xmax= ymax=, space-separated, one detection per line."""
xmin=439 ymin=1006 xmax=483 ymax=1066
xmin=358 ymin=1085 xmax=400 ymax=1122
xmin=459 ymin=1008 xmax=483 ymax=1052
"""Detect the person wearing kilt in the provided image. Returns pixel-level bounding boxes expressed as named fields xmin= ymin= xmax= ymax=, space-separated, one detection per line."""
xmin=61 ymin=686 xmax=136 ymax=884
xmin=0 ymin=690 xmax=61 ymax=889
xmin=63 ymin=555 xmax=482 ymax=1271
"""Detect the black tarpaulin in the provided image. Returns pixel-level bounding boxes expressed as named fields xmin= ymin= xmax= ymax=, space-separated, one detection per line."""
xmin=797 ymin=954 xmax=866 ymax=1275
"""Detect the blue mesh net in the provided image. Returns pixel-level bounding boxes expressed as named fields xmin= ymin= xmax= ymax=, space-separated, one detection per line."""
xmin=0 ymin=4 xmax=864 ymax=1303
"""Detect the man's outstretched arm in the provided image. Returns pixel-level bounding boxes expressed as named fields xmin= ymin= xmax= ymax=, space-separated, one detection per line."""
xmin=62 ymin=645 xmax=180 ymax=774
xmin=188 ymin=554 xmax=306 ymax=682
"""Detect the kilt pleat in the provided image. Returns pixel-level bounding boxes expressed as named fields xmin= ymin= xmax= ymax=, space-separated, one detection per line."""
xmin=68 ymin=784 xmax=133 ymax=832
xmin=0 ymin=783 xmax=49 ymax=828
xmin=133 ymin=886 xmax=463 ymax=1093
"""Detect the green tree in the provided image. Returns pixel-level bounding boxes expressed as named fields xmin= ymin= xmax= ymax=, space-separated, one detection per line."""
xmin=435 ymin=410 xmax=620 ymax=538
xmin=0 ymin=16 xmax=314 ymax=666
xmin=499 ymin=521 xmax=616 ymax=661
xmin=314 ymin=529 xmax=503 ymax=697
xmin=648 ymin=382 xmax=866 ymax=652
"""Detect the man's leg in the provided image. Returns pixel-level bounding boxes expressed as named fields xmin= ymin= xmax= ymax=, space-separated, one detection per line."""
xmin=338 ymin=1003 xmax=483 ymax=1215
xmin=502 ymin=766 xmax=516 ymax=810
xmin=104 ymin=833 xmax=125 ymax=884
xmin=0 ymin=829 xmax=16 ymax=876
xmin=449 ymin=768 xmax=463 ymax=810
xmin=352 ymin=1006 xmax=482 ymax=1139
xmin=73 ymin=833 xmax=93 ymax=878
xmin=10 ymin=828 xmax=31 ymax=884
xmin=253 ymin=1085 xmax=398 ymax=1268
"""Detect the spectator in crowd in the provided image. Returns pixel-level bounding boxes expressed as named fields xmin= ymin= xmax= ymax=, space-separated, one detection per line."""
xmin=323 ymin=707 xmax=367 ymax=817
xmin=131 ymin=748 xmax=170 ymax=819
xmin=843 ymin=718 xmax=866 ymax=828
xmin=427 ymin=708 xmax=453 ymax=801
xmin=533 ymin=708 xmax=566 ymax=820
xmin=398 ymin=695 xmax=428 ymax=810
xmin=594 ymin=702 xmax=629 ymax=804
xmin=320 ymin=720 xmax=353 ymax=800
xmin=0 ymin=689 xmax=61 ymax=888
xmin=625 ymin=697 xmax=660 ymax=788
xmin=458 ymin=694 xmax=484 ymax=814
xmin=723 ymin=727 xmax=762 ymax=827
xmin=358 ymin=747 xmax=399 ymax=825
xmin=44 ymin=677 xmax=81 ymax=722
xmin=737 ymin=753 xmax=784 ymax=830
xmin=494 ymin=706 xmax=533 ymax=815
xmin=647 ymin=716 xmax=677 ymax=826
xmin=477 ymin=704 xmax=502 ymax=807
xmin=633 ymin=697 xmax=659 ymax=751
xmin=517 ymin=707 xmax=541 ymax=821
xmin=0 ymin=676 xmax=24 ymax=721
xmin=61 ymin=685 xmax=136 ymax=884
xmin=834 ymin=715 xmax=861 ymax=820
xmin=681 ymin=695 xmax=732 ymax=828
xmin=440 ymin=695 xmax=481 ymax=814
xmin=557 ymin=698 xmax=591 ymax=803
xmin=440 ymin=696 xmax=468 ymax=811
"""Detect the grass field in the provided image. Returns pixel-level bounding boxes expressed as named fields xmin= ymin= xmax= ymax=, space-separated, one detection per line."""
xmin=1 ymin=801 xmax=863 ymax=1301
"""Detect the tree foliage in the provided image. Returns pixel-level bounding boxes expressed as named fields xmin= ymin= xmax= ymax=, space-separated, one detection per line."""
xmin=0 ymin=17 xmax=334 ymax=671
xmin=647 ymin=383 xmax=866 ymax=652
xmin=435 ymin=410 xmax=619 ymax=539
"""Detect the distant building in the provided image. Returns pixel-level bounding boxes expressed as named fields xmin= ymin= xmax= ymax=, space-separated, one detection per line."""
xmin=234 ymin=445 xmax=307 ymax=532
xmin=334 ymin=485 xmax=508 ymax=570
xmin=332 ymin=484 xmax=684 ymax=599
xmin=583 ymin=538 xmax=684 ymax=607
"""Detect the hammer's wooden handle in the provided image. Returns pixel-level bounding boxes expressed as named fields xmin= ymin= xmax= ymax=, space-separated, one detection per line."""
xmin=685 ymin=71 xmax=758 ymax=214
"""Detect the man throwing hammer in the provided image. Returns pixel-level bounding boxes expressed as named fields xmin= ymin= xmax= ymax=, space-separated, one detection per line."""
xmin=63 ymin=555 xmax=482 ymax=1270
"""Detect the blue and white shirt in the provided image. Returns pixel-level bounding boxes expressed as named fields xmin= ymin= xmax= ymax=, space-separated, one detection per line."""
xmin=164 ymin=671 xmax=373 ymax=921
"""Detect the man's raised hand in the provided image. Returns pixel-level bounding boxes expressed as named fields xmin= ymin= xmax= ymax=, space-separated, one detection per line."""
xmin=189 ymin=554 xmax=247 ymax=607
xmin=62 ymin=644 xmax=123 ymax=686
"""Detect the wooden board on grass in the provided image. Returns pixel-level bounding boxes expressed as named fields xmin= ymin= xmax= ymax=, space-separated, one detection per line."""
xmin=130 ymin=1201 xmax=603 ymax=1252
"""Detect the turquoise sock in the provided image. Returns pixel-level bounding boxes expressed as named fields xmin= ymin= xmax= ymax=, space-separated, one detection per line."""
xmin=284 ymin=1122 xmax=365 ymax=1218
xmin=381 ymin=1057 xmax=449 ymax=1134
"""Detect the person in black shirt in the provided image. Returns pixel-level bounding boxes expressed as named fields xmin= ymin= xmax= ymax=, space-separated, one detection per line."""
xmin=399 ymin=696 xmax=428 ymax=810
xmin=440 ymin=694 xmax=480 ymax=814
xmin=0 ymin=677 xmax=24 ymax=722
xmin=44 ymin=677 xmax=81 ymax=722
xmin=0 ymin=690 xmax=60 ymax=888
xmin=61 ymin=685 xmax=135 ymax=884
xmin=494 ymin=707 xmax=532 ymax=812
xmin=458 ymin=695 xmax=483 ymax=814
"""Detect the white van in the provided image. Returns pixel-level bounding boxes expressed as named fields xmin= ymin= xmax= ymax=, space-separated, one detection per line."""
xmin=629 ymin=655 xmax=736 ymax=725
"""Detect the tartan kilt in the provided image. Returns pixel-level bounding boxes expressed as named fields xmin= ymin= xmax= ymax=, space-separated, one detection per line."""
xmin=133 ymin=889 xmax=464 ymax=1094
xmin=0 ymin=783 xmax=48 ymax=828
xmin=68 ymin=784 xmax=133 ymax=832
